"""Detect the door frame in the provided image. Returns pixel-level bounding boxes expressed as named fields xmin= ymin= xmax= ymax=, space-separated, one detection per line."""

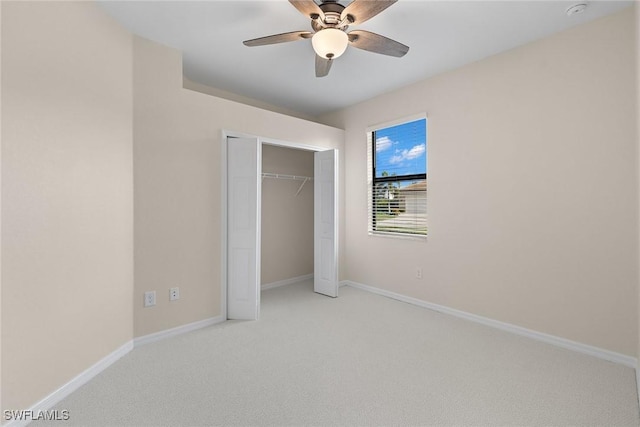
xmin=221 ymin=130 xmax=335 ymax=320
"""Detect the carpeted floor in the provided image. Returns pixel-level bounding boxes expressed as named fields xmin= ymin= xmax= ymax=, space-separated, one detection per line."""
xmin=37 ymin=280 xmax=639 ymax=426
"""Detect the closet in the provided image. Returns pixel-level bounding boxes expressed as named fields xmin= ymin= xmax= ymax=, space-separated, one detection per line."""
xmin=261 ymin=144 xmax=314 ymax=289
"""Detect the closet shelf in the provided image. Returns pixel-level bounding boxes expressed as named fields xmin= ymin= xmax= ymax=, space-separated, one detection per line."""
xmin=262 ymin=172 xmax=313 ymax=181
xmin=262 ymin=172 xmax=313 ymax=196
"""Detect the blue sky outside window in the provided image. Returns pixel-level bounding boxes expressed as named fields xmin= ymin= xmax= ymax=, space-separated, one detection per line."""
xmin=375 ymin=118 xmax=427 ymax=182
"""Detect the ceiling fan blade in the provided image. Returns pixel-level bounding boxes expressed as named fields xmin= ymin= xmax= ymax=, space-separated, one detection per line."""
xmin=315 ymin=55 xmax=333 ymax=78
xmin=243 ymin=31 xmax=312 ymax=47
xmin=289 ymin=0 xmax=325 ymax=20
xmin=348 ymin=30 xmax=409 ymax=57
xmin=341 ymin=0 xmax=397 ymax=25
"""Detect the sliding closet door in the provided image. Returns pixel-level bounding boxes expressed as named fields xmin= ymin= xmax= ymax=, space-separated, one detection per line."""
xmin=314 ymin=149 xmax=338 ymax=298
xmin=227 ymin=137 xmax=261 ymax=320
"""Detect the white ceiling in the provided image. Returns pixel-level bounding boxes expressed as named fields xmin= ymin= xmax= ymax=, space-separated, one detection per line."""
xmin=98 ymin=0 xmax=633 ymax=117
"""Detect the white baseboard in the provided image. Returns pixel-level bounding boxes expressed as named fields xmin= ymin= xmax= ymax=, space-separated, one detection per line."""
xmin=4 ymin=340 xmax=133 ymax=427
xmin=4 ymin=317 xmax=225 ymax=426
xmin=262 ymin=274 xmax=313 ymax=291
xmin=134 ymin=316 xmax=225 ymax=348
xmin=342 ymin=280 xmax=637 ymax=369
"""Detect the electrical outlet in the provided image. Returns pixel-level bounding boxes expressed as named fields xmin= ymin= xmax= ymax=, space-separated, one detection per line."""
xmin=144 ymin=291 xmax=156 ymax=307
xmin=170 ymin=287 xmax=180 ymax=301
xmin=416 ymin=268 xmax=423 ymax=279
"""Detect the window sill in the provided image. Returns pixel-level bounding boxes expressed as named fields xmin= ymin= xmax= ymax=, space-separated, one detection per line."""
xmin=368 ymin=231 xmax=427 ymax=241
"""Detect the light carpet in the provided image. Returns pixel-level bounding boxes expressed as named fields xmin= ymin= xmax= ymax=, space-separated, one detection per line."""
xmin=37 ymin=280 xmax=639 ymax=426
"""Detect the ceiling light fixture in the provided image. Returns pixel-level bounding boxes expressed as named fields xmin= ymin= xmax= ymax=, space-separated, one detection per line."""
xmin=311 ymin=28 xmax=348 ymax=59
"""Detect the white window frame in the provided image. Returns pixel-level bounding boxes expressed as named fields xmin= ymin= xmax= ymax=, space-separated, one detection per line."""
xmin=367 ymin=114 xmax=427 ymax=240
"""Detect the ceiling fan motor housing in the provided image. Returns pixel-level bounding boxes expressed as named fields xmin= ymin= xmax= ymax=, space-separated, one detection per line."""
xmin=320 ymin=2 xmax=345 ymax=17
xmin=311 ymin=2 xmax=349 ymax=31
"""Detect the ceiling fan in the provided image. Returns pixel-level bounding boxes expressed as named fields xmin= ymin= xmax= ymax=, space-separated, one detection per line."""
xmin=243 ymin=0 xmax=409 ymax=77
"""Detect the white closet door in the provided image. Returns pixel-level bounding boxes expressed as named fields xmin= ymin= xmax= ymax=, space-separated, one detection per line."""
xmin=314 ymin=149 xmax=338 ymax=297
xmin=227 ymin=137 xmax=260 ymax=319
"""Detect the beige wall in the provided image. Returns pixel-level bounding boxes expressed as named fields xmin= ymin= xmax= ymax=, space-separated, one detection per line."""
xmin=0 ymin=0 xmax=4 ymax=414
xmin=1 ymin=1 xmax=133 ymax=413
xmin=636 ymin=2 xmax=640 ymax=383
xmin=184 ymin=78 xmax=317 ymax=123
xmin=133 ymin=37 xmax=344 ymax=337
xmin=261 ymin=145 xmax=314 ymax=285
xmin=323 ymin=8 xmax=637 ymax=356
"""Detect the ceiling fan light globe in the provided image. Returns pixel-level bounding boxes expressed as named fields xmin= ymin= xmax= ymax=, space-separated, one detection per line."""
xmin=312 ymin=28 xmax=348 ymax=59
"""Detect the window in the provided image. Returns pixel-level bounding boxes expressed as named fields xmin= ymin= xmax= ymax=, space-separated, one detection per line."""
xmin=368 ymin=117 xmax=427 ymax=237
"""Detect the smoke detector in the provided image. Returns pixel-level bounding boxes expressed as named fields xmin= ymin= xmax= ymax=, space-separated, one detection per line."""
xmin=566 ymin=3 xmax=588 ymax=16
